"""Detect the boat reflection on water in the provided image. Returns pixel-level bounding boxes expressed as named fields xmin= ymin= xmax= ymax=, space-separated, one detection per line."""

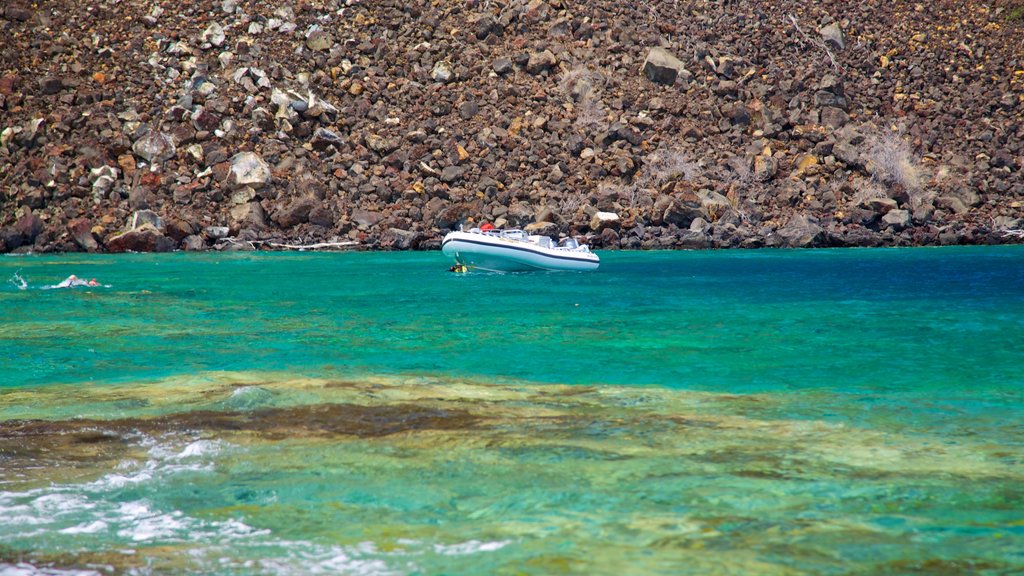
xmin=441 ymin=227 xmax=599 ymax=272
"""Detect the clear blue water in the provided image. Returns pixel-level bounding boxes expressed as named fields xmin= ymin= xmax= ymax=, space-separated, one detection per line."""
xmin=1 ymin=247 xmax=1022 ymax=574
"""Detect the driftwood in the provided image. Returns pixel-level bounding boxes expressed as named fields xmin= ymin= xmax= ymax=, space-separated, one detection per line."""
xmin=216 ymin=238 xmax=359 ymax=251
xmin=263 ymin=241 xmax=358 ymax=250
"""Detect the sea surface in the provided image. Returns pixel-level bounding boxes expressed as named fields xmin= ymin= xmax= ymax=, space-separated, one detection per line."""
xmin=1 ymin=247 xmax=1022 ymax=575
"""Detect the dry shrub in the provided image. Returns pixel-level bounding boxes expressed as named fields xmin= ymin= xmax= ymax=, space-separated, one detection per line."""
xmin=558 ymin=191 xmax=586 ymax=217
xmin=864 ymin=129 xmax=927 ymax=206
xmin=559 ymin=66 xmax=607 ymax=130
xmin=848 ymin=180 xmax=889 ymax=207
xmin=637 ymin=146 xmax=698 ymax=188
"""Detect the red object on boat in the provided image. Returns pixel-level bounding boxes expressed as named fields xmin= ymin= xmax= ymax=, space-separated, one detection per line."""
xmin=480 ymin=223 xmax=495 ymax=231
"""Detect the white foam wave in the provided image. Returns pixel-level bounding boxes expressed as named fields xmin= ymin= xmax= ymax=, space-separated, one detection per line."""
xmin=0 ymin=563 xmax=101 ymax=576
xmin=58 ymin=520 xmax=108 ymax=535
xmin=432 ymin=539 xmax=511 ymax=555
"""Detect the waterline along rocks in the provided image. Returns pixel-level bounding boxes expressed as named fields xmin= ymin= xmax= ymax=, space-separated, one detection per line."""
xmin=0 ymin=0 xmax=1021 ymax=253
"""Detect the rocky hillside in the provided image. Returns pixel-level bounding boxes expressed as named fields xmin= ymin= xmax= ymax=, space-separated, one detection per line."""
xmin=1 ymin=0 xmax=1021 ymax=252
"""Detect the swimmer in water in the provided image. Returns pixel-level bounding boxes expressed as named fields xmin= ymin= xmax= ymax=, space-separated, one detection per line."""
xmin=44 ymin=275 xmax=106 ymax=289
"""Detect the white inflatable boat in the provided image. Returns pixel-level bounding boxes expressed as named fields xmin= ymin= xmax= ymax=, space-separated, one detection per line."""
xmin=441 ymin=228 xmax=599 ymax=272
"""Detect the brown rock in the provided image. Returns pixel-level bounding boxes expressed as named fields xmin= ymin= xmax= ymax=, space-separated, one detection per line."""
xmin=67 ymin=217 xmax=99 ymax=251
xmin=106 ymin=227 xmax=175 ymax=252
xmin=273 ymin=196 xmax=319 ymax=228
xmin=380 ymin=228 xmax=420 ymax=250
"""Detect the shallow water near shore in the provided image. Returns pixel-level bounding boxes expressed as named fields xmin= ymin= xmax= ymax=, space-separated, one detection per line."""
xmin=1 ymin=247 xmax=1023 ymax=575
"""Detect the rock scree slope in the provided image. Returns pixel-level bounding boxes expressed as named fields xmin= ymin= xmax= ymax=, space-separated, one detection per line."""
xmin=1 ymin=0 xmax=1022 ymax=253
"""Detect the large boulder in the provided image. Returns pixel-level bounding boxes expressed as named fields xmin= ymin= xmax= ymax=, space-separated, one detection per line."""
xmin=589 ymin=211 xmax=620 ymax=232
xmin=225 ymin=152 xmax=271 ymax=189
xmin=379 ymin=228 xmax=420 ymax=250
xmin=106 ymin=226 xmax=175 ymax=252
xmin=351 ymin=208 xmax=384 ymax=230
xmin=14 ymin=211 xmax=43 ymax=244
xmin=229 ymin=201 xmax=267 ymax=231
xmin=67 ymin=218 xmax=99 ymax=251
xmin=882 ymin=209 xmax=912 ymax=231
xmin=524 ymin=221 xmax=559 ymax=237
xmin=658 ymin=191 xmax=706 ymax=228
xmin=273 ymin=196 xmax=319 ymax=228
xmin=774 ymin=215 xmax=827 ymax=248
xmin=642 ymin=47 xmax=686 ymax=85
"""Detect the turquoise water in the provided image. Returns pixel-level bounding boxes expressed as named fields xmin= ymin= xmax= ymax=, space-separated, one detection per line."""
xmin=1 ymin=247 xmax=1022 ymax=574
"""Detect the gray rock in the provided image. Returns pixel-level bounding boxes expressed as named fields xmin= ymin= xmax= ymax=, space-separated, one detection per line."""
xmin=351 ymin=209 xmax=383 ymax=229
xmin=459 ymin=100 xmax=479 ymax=120
xmin=820 ymin=106 xmax=849 ymax=129
xmin=229 ymin=201 xmax=267 ymax=230
xmin=492 ymin=57 xmax=513 ymax=75
xmin=882 ymin=209 xmax=911 ymax=230
xmin=819 ymin=23 xmax=846 ymax=51
xmin=202 ymin=22 xmax=225 ymax=47
xmin=132 ymin=131 xmax=177 ymax=163
xmin=230 ymin=187 xmax=257 ymax=205
xmin=658 ymin=193 xmax=706 ymax=228
xmin=431 ymin=62 xmax=454 ymax=83
xmin=306 ymin=28 xmax=333 ymax=51
xmin=753 ymin=154 xmax=777 ymax=182
xmin=365 ymin=133 xmax=399 ymax=154
xmin=205 ymin=226 xmax=230 ymax=240
xmin=440 ymin=165 xmax=465 ymax=183
xmin=380 ymin=228 xmax=420 ymax=250
xmin=935 ymin=196 xmax=968 ymax=215
xmin=129 ymin=210 xmax=165 ymax=232
xmin=4 ymin=6 xmax=32 ymax=21
xmin=677 ymin=229 xmax=710 ymax=249
xmin=993 ymin=215 xmax=1022 ymax=230
xmin=590 ymin=211 xmax=620 ymax=232
xmin=833 ymin=140 xmax=861 ymax=168
xmin=775 ymin=215 xmax=826 ymax=248
xmin=311 ymin=128 xmax=343 ymax=150
xmin=226 ymin=152 xmax=271 ymax=189
xmin=642 ymin=47 xmax=686 ymax=85
xmin=38 ymin=76 xmax=63 ymax=95
xmin=182 ymin=234 xmax=207 ymax=251
xmin=524 ymin=221 xmax=559 ymax=237
xmin=526 ymin=50 xmax=558 ymax=74
xmin=865 ymin=197 xmax=898 ymax=215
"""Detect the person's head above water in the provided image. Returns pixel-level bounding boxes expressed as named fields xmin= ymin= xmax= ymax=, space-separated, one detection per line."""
xmin=88 ymin=279 xmax=98 ymax=286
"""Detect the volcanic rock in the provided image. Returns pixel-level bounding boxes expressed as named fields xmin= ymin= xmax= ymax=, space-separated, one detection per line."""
xmin=226 ymin=152 xmax=271 ymax=190
xmin=643 ymin=47 xmax=686 ymax=85
xmin=67 ymin=218 xmax=99 ymax=251
xmin=106 ymin=226 xmax=175 ymax=252
xmin=132 ymin=131 xmax=176 ymax=164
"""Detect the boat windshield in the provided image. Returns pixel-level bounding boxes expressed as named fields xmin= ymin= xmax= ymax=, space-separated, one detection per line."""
xmin=558 ymin=237 xmax=579 ymax=249
xmin=499 ymin=229 xmax=528 ymax=241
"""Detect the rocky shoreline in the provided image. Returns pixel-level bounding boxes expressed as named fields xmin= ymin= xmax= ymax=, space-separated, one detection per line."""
xmin=1 ymin=0 xmax=1022 ymax=253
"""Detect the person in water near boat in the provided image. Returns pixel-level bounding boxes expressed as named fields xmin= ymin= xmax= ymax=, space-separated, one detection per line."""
xmin=449 ymin=263 xmax=468 ymax=273
xmin=48 ymin=275 xmax=101 ymax=289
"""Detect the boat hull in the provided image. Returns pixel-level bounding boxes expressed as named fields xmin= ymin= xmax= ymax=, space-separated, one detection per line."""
xmin=441 ymin=232 xmax=599 ymax=272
